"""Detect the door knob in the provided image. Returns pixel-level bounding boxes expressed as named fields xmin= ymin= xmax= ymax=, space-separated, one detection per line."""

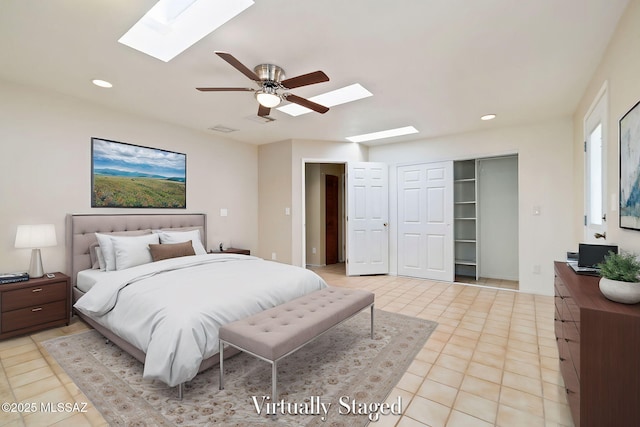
xmin=383 ymin=223 xmax=388 ymax=227
xmin=594 ymin=232 xmax=606 ymax=239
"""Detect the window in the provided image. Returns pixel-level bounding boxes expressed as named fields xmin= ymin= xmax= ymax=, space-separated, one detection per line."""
xmin=588 ymin=123 xmax=603 ymax=226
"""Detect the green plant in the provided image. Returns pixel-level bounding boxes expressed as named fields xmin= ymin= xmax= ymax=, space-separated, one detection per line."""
xmin=598 ymin=251 xmax=640 ymax=282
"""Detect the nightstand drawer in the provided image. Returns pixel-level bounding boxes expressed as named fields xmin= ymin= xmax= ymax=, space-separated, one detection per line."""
xmin=1 ymin=281 xmax=67 ymax=311
xmin=1 ymin=300 xmax=67 ymax=333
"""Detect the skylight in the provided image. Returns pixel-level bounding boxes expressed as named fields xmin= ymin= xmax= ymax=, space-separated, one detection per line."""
xmin=276 ymin=83 xmax=373 ymax=116
xmin=118 ymin=0 xmax=254 ymax=62
xmin=346 ymin=126 xmax=419 ymax=143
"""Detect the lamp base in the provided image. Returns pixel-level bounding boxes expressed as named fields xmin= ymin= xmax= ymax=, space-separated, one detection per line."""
xmin=28 ymin=248 xmax=44 ymax=278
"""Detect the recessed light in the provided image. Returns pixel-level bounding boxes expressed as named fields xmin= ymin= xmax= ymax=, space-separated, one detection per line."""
xmin=118 ymin=0 xmax=254 ymax=62
xmin=92 ymin=79 xmax=113 ymax=88
xmin=346 ymin=126 xmax=419 ymax=143
xmin=277 ymin=83 xmax=373 ymax=116
xmin=481 ymin=114 xmax=496 ymax=121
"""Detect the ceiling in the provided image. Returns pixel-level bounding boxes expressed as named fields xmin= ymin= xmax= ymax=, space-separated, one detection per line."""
xmin=0 ymin=0 xmax=630 ymax=146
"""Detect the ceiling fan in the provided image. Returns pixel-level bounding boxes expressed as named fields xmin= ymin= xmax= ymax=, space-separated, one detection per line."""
xmin=197 ymin=51 xmax=330 ymax=117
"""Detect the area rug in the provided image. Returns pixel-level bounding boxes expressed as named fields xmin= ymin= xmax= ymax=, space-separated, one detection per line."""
xmin=43 ymin=310 xmax=437 ymax=426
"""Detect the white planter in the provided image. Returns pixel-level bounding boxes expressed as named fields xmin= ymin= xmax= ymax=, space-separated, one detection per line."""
xmin=599 ymin=277 xmax=640 ymax=304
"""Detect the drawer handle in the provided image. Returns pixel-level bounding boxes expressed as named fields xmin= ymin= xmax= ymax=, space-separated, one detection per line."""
xmin=32 ymin=288 xmax=43 ymax=293
xmin=559 ymin=357 xmax=565 ymax=361
xmin=31 ymin=307 xmax=43 ymax=312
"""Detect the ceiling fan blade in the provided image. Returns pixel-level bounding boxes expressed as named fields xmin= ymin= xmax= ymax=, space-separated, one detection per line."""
xmin=215 ymin=51 xmax=261 ymax=81
xmin=284 ymin=94 xmax=329 ymax=114
xmin=281 ymin=71 xmax=329 ymax=89
xmin=196 ymin=87 xmax=255 ymax=92
xmin=257 ymin=104 xmax=271 ymax=117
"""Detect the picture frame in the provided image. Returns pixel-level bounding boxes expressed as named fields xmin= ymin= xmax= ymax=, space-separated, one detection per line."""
xmin=619 ymin=100 xmax=640 ymax=230
xmin=91 ymin=138 xmax=186 ymax=208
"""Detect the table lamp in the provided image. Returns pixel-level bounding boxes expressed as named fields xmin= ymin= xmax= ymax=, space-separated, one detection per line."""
xmin=15 ymin=224 xmax=57 ymax=278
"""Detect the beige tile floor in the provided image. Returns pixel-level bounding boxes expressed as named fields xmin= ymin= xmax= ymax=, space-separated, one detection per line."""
xmin=0 ymin=265 xmax=572 ymax=427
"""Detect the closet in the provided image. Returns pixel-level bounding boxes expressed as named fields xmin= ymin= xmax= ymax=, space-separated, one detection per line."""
xmin=453 ymin=160 xmax=478 ymax=279
xmin=398 ymin=155 xmax=518 ymax=284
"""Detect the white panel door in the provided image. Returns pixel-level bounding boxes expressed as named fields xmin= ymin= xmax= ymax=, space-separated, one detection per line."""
xmin=398 ymin=161 xmax=454 ymax=281
xmin=346 ymin=162 xmax=389 ymax=276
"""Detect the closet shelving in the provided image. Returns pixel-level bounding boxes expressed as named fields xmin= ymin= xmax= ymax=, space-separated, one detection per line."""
xmin=454 ymin=160 xmax=479 ymax=279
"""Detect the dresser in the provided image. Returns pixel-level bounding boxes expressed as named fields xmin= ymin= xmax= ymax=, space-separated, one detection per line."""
xmin=554 ymin=261 xmax=640 ymax=427
xmin=0 ymin=272 xmax=71 ymax=339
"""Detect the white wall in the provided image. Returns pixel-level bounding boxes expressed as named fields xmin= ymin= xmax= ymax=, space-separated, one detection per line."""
xmin=369 ymin=119 xmax=574 ymax=295
xmin=0 ymin=80 xmax=258 ymax=276
xmin=257 ymin=139 xmax=366 ymax=265
xmin=572 ymin=0 xmax=640 ymax=253
xmin=478 ymin=156 xmax=519 ymax=281
xmin=258 ymin=140 xmax=292 ymax=262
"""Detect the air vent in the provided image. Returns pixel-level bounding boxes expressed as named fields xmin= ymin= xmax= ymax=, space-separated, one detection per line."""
xmin=246 ymin=115 xmax=276 ymax=124
xmin=208 ymin=125 xmax=238 ymax=133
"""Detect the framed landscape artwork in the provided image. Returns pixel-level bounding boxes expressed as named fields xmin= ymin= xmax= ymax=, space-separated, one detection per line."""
xmin=91 ymin=138 xmax=186 ymax=208
xmin=620 ymin=100 xmax=640 ymax=230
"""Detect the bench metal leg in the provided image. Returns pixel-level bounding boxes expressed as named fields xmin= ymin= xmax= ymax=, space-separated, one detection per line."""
xmin=371 ymin=304 xmax=375 ymax=339
xmin=177 ymin=383 xmax=184 ymax=400
xmin=272 ymin=360 xmax=277 ymax=401
xmin=219 ymin=341 xmax=224 ymax=390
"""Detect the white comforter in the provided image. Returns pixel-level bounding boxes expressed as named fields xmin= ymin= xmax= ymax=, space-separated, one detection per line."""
xmin=73 ymin=254 xmax=327 ymax=387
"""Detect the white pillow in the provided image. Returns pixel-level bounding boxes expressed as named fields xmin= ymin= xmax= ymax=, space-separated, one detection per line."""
xmin=95 ymin=246 xmax=106 ymax=271
xmin=157 ymin=230 xmax=207 ymax=255
xmin=111 ymin=233 xmax=160 ymax=270
xmin=95 ymin=233 xmax=117 ymax=271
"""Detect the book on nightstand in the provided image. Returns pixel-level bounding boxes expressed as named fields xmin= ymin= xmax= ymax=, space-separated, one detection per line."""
xmin=0 ymin=272 xmax=29 ymax=284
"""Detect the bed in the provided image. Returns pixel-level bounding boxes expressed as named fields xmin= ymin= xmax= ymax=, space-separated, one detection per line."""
xmin=66 ymin=213 xmax=328 ymax=397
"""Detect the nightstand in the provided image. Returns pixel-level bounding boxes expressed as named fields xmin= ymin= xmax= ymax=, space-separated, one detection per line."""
xmin=0 ymin=272 xmax=70 ymax=340
xmin=210 ymin=248 xmax=250 ymax=255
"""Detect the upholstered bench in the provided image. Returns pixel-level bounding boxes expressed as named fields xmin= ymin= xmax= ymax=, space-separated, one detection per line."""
xmin=218 ymin=287 xmax=375 ymax=399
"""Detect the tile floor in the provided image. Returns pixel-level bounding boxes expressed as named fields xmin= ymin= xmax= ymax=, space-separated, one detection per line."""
xmin=0 ymin=265 xmax=572 ymax=426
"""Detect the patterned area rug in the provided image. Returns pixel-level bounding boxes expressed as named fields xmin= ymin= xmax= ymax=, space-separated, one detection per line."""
xmin=43 ymin=310 xmax=436 ymax=426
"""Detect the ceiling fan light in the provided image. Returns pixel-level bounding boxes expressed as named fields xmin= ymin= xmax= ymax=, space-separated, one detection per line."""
xmin=256 ymin=92 xmax=281 ymax=108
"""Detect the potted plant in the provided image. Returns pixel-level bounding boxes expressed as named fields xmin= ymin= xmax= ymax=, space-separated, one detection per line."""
xmin=597 ymin=251 xmax=640 ymax=304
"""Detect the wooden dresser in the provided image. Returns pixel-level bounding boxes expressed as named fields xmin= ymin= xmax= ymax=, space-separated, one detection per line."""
xmin=0 ymin=272 xmax=70 ymax=340
xmin=554 ymin=261 xmax=640 ymax=427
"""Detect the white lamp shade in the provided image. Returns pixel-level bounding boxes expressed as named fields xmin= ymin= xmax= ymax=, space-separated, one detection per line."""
xmin=15 ymin=224 xmax=57 ymax=248
xmin=256 ymin=92 xmax=281 ymax=108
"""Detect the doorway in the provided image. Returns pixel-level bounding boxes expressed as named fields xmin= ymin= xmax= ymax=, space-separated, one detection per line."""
xmin=325 ymin=174 xmax=339 ymax=265
xmin=584 ymin=84 xmax=608 ymax=243
xmin=304 ymin=163 xmax=346 ymax=267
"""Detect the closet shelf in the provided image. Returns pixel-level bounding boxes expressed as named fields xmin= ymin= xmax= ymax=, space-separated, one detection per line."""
xmin=454 ymin=201 xmax=476 ymax=205
xmin=455 ymin=239 xmax=476 ymax=243
xmin=455 ymin=259 xmax=477 ymax=266
xmin=454 ymin=217 xmax=476 ymax=220
xmin=454 ymin=178 xmax=476 ymax=183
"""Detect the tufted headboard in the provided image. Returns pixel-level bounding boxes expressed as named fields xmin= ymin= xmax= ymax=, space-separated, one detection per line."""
xmin=66 ymin=213 xmax=206 ymax=286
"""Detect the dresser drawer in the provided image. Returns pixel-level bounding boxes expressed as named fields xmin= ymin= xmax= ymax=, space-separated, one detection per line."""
xmin=1 ymin=281 xmax=67 ymax=311
xmin=1 ymin=300 xmax=67 ymax=333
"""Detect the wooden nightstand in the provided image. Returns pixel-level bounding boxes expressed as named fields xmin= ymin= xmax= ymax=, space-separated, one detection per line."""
xmin=210 ymin=248 xmax=250 ymax=255
xmin=0 ymin=272 xmax=70 ymax=340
